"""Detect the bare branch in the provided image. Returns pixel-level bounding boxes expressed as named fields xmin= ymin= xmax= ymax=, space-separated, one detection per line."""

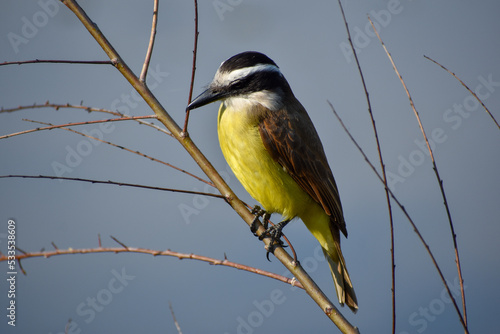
xmin=337 ymin=2 xmax=397 ymax=332
xmin=0 ymin=102 xmax=173 ymax=136
xmin=0 ymin=245 xmax=304 ymax=289
xmin=1 ymin=101 xmax=122 ymax=115
xmin=18 ymin=258 xmax=27 ymax=275
xmin=424 ymin=55 xmax=499 ymax=130
xmin=329 ymin=99 xmax=468 ymax=333
xmin=110 ymin=235 xmax=129 ymax=249
xmin=368 ymin=16 xmax=468 ymax=332
xmin=0 ymin=59 xmax=112 ymax=66
xmin=182 ymin=0 xmax=199 ymax=135
xmin=0 ymin=175 xmax=224 ymax=199
xmin=23 ymin=119 xmax=214 ymax=187
xmin=140 ymin=0 xmax=159 ymax=82
xmin=169 ymin=302 xmax=183 ymax=334
xmin=64 ymin=319 xmax=73 ymax=334
xmin=0 ymin=115 xmax=156 ymax=140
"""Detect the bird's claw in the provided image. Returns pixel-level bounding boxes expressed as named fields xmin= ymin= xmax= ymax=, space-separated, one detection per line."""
xmin=250 ymin=206 xmax=289 ymax=261
xmin=250 ymin=205 xmax=270 ymax=235
xmin=259 ymin=221 xmax=288 ymax=261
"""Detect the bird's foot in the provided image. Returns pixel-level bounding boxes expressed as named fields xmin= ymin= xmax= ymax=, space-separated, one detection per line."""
xmin=250 ymin=206 xmax=270 ymax=236
xmin=259 ymin=219 xmax=290 ymax=261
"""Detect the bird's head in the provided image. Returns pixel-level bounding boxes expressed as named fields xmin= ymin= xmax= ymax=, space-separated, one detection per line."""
xmin=186 ymin=51 xmax=290 ymax=112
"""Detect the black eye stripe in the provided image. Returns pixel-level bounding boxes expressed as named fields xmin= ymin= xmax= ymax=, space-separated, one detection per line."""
xmin=230 ymin=70 xmax=284 ymax=94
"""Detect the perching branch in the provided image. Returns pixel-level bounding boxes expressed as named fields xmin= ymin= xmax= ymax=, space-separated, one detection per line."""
xmin=368 ymin=16 xmax=468 ymax=332
xmin=58 ymin=1 xmax=357 ymax=332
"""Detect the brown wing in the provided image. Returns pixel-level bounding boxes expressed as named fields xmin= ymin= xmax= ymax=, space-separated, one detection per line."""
xmin=258 ymin=98 xmax=348 ymax=237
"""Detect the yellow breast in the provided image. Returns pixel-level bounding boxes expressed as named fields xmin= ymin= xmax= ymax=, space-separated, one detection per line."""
xmin=217 ymin=102 xmax=316 ymax=220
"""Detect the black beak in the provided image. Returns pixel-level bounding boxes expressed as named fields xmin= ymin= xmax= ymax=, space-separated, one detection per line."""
xmin=186 ymin=87 xmax=227 ymax=111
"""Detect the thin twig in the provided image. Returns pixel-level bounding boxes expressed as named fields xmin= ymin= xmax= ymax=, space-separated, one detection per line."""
xmin=23 ymin=119 xmax=214 ymax=187
xmin=140 ymin=0 xmax=159 ymax=83
xmin=0 ymin=245 xmax=304 ymax=289
xmin=169 ymin=302 xmax=183 ymax=334
xmin=182 ymin=0 xmax=199 ymax=135
xmin=336 ymin=2 xmax=396 ymax=332
xmin=1 ymin=102 xmax=123 ymax=115
xmin=368 ymin=16 xmax=468 ymax=332
xmin=16 ymin=247 xmax=27 ymax=255
xmin=0 ymin=59 xmax=112 ymax=66
xmin=330 ymin=99 xmax=468 ymax=334
xmin=64 ymin=319 xmax=72 ymax=334
xmin=0 ymin=175 xmax=224 ymax=199
xmin=424 ymin=55 xmax=499 ymax=130
xmin=17 ymin=259 xmax=26 ymax=275
xmin=0 ymin=115 xmax=156 ymax=140
xmin=0 ymin=102 xmax=174 ymax=136
xmin=110 ymin=236 xmax=129 ymax=249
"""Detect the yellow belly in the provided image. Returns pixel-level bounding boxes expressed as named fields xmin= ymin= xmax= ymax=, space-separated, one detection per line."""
xmin=217 ymin=103 xmax=319 ymax=221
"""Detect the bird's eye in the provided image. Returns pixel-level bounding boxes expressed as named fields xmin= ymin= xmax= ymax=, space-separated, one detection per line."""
xmin=230 ymin=79 xmax=246 ymax=90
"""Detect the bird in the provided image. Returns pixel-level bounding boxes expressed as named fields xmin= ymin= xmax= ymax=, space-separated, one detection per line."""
xmin=186 ymin=51 xmax=358 ymax=312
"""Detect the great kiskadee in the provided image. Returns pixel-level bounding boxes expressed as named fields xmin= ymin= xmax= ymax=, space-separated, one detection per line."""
xmin=186 ymin=51 xmax=358 ymax=311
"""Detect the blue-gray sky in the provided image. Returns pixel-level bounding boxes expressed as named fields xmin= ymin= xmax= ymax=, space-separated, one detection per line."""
xmin=1 ymin=1 xmax=499 ymax=333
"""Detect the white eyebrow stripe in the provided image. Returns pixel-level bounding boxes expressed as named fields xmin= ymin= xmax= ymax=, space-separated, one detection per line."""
xmin=214 ymin=64 xmax=280 ymax=86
